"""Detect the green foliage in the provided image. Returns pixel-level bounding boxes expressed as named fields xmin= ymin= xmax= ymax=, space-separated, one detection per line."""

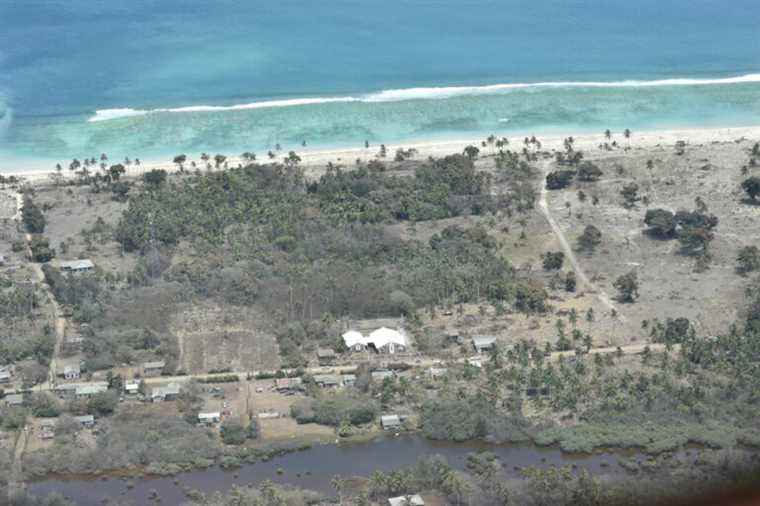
xmin=514 ymin=281 xmax=548 ymax=314
xmin=741 ymin=176 xmax=760 ymax=201
xmin=30 ymin=392 xmax=60 ymax=418
xmin=143 ymin=169 xmax=167 ymax=186
xmin=292 ymin=393 xmax=378 ymax=427
xmin=110 ymin=160 xmax=521 ymax=363
xmin=620 ymin=182 xmax=640 ymax=208
xmin=576 ymin=225 xmax=602 ymax=254
xmin=0 ymin=282 xmax=39 ymax=321
xmin=545 ymin=170 xmax=575 ymax=190
xmin=30 ymin=235 xmax=55 ymax=262
xmin=41 ymin=264 xmax=102 ymax=322
xmin=577 ymin=161 xmax=603 ymax=182
xmin=463 ymin=145 xmax=480 ymax=160
xmin=644 ymin=209 xmax=676 ymax=238
xmin=220 ymin=420 xmax=247 ymax=445
xmin=675 ymin=210 xmax=718 ymax=256
xmin=612 ymin=270 xmax=639 ymax=303
xmin=23 ymin=411 xmax=221 ymax=477
xmin=196 ymin=375 xmax=240 ymax=384
xmin=87 ymin=390 xmax=118 ymax=416
xmin=564 ymin=271 xmax=576 ymax=292
xmin=737 ymin=245 xmax=760 ymax=274
xmin=541 ymin=251 xmax=565 ymax=270
xmin=22 ymin=195 xmax=46 ymax=233
xmin=421 ymin=395 xmax=529 ymax=443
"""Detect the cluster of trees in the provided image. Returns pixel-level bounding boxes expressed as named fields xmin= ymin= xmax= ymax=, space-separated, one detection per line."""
xmin=406 ymin=256 xmax=760 ymax=456
xmin=0 ymin=279 xmax=39 ymax=320
xmin=22 ymin=194 xmax=46 ymax=233
xmin=111 ymin=158 xmax=545 ymax=363
xmin=220 ymin=418 xmax=258 ymax=445
xmin=290 ymin=392 xmax=378 ymax=427
xmin=541 ymin=251 xmax=565 ymax=270
xmin=311 ymin=154 xmax=495 ymax=222
xmin=0 ymin=333 xmax=54 ymax=368
xmin=24 ymin=410 xmax=221 ymax=478
xmin=644 ymin=207 xmax=719 ymax=257
xmin=546 ymin=161 xmax=603 ymax=190
xmin=613 ymin=270 xmax=639 ymax=303
xmin=42 ymin=264 xmax=103 ymax=323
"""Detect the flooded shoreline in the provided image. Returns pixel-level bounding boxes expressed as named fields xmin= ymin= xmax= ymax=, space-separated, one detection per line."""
xmin=27 ymin=434 xmax=710 ymax=505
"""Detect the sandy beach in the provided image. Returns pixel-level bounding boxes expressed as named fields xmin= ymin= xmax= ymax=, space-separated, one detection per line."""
xmin=4 ymin=125 xmax=760 ymax=183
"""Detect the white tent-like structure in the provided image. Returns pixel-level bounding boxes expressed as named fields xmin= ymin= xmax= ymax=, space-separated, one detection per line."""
xmin=342 ymin=330 xmax=366 ymax=350
xmin=368 ymin=327 xmax=407 ymax=349
xmin=342 ymin=327 xmax=408 ymax=354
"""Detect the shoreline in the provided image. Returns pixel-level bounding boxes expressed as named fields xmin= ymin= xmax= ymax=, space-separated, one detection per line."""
xmin=3 ymin=124 xmax=759 ymax=183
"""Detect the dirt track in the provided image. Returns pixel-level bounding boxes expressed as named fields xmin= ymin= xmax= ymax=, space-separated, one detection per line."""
xmin=538 ymin=159 xmax=624 ymax=320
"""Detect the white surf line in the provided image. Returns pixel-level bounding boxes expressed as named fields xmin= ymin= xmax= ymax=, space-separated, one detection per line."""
xmin=88 ymin=73 xmax=760 ymax=122
xmin=538 ymin=159 xmax=624 ymax=320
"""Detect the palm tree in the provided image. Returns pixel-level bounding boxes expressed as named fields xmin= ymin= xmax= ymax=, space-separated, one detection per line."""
xmin=624 ymin=128 xmax=631 ymax=148
xmin=604 ymin=129 xmax=612 ymax=141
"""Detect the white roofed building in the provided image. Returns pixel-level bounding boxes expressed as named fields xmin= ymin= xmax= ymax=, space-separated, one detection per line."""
xmin=472 ymin=335 xmax=497 ymax=353
xmin=342 ymin=330 xmax=366 ymax=351
xmin=388 ymin=495 xmax=425 ymax=506
xmin=343 ymin=327 xmax=408 ymax=354
xmin=198 ymin=412 xmax=221 ymax=425
xmin=59 ymin=259 xmax=95 ymax=273
xmin=367 ymin=327 xmax=407 ymax=354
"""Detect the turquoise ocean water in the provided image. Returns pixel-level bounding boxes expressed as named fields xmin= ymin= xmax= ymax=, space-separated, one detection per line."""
xmin=1 ymin=0 xmax=759 ymax=171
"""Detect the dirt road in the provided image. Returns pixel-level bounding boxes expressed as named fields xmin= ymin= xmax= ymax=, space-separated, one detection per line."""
xmin=7 ymin=428 xmax=28 ymax=502
xmin=24 ymin=230 xmax=67 ymax=386
xmin=537 ymin=159 xmax=623 ymax=320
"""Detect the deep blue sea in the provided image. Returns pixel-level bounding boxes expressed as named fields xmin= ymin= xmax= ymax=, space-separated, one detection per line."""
xmin=1 ymin=0 xmax=760 ymax=171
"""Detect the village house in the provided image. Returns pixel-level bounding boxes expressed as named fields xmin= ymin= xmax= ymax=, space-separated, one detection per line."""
xmin=124 ymin=380 xmax=140 ymax=396
xmin=388 ymin=495 xmax=425 ymax=506
xmin=198 ymin=412 xmax=221 ymax=425
xmin=151 ymin=383 xmax=180 ymax=402
xmin=3 ymin=393 xmax=23 ymax=407
xmin=0 ymin=366 xmax=11 ymax=384
xmin=274 ymin=377 xmax=303 ymax=393
xmin=316 ymin=347 xmax=336 ymax=365
xmin=472 ymin=335 xmax=497 ymax=353
xmin=381 ymin=414 xmax=402 ymax=431
xmin=74 ymin=415 xmax=95 ymax=428
xmin=62 ymin=364 xmax=81 ymax=380
xmin=341 ymin=374 xmax=356 ymax=387
xmin=59 ymin=259 xmax=95 ymax=274
xmin=313 ymin=374 xmax=341 ymax=388
xmin=75 ymin=384 xmax=107 ymax=398
xmin=142 ymin=360 xmax=166 ymax=377
xmin=341 ymin=327 xmax=408 ymax=354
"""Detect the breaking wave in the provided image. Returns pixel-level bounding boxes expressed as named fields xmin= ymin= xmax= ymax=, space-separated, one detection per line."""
xmin=89 ymin=73 xmax=760 ymax=123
